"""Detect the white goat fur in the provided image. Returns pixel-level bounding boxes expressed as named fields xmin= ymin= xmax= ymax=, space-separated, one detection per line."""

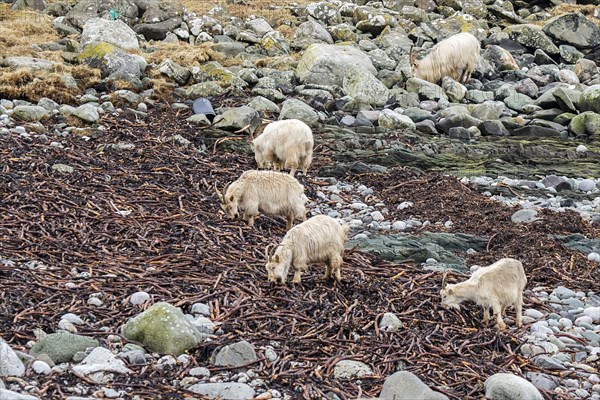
xmin=217 ymin=170 xmax=308 ymax=229
xmin=440 ymin=258 xmax=526 ymax=330
xmin=252 ymin=119 xmax=314 ymax=176
xmin=411 ymin=32 xmax=481 ymax=84
xmin=265 ymin=215 xmax=350 ymax=284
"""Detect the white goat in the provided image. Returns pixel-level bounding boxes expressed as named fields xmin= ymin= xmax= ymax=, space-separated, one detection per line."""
xmin=251 ymin=119 xmax=314 ymax=176
xmin=410 ymin=32 xmax=481 ymax=84
xmin=440 ymin=258 xmax=527 ymax=330
xmin=216 ymin=170 xmax=308 ymax=229
xmin=265 ymin=215 xmax=350 ymax=284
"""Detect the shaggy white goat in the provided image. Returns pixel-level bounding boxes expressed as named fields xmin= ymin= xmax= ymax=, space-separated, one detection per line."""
xmin=251 ymin=119 xmax=314 ymax=176
xmin=440 ymin=258 xmax=527 ymax=330
xmin=265 ymin=215 xmax=350 ymax=284
xmin=410 ymin=32 xmax=481 ymax=84
xmin=216 ymin=170 xmax=308 ymax=229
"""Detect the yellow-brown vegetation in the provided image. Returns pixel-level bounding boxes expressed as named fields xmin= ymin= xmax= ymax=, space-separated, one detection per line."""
xmin=0 ymin=65 xmax=100 ymax=104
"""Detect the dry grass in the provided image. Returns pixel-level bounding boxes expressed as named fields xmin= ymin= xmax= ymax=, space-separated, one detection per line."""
xmin=145 ymin=42 xmax=215 ymax=66
xmin=0 ymin=8 xmax=67 ymax=64
xmin=0 ymin=65 xmax=100 ymax=104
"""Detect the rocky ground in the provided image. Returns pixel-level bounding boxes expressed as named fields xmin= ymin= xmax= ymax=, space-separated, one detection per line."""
xmin=1 ymin=0 xmax=600 ymax=399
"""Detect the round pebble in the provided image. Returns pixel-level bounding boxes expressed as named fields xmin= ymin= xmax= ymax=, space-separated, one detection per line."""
xmin=130 ymin=291 xmax=151 ymax=305
xmin=31 ymin=360 xmax=51 ymax=375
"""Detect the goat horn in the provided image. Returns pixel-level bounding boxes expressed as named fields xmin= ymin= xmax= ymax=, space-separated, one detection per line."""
xmin=441 ymin=272 xmax=448 ymax=289
xmin=265 ymin=244 xmax=273 ymax=261
xmin=409 ymin=45 xmax=416 ymax=65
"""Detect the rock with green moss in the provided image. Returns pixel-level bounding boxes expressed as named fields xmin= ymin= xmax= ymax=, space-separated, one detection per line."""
xmin=279 ymin=99 xmax=319 ymax=127
xmin=504 ymin=24 xmax=559 ymax=55
xmin=296 ymin=43 xmax=376 ymax=86
xmin=213 ymin=106 xmax=261 ymax=131
xmin=121 ymin=302 xmax=204 ymax=356
xmin=185 ymin=82 xmax=224 ymax=98
xmin=328 ymin=23 xmax=358 ymax=43
xmin=12 ymin=106 xmax=50 ymax=122
xmin=307 ymin=2 xmax=341 ymax=25
xmin=260 ymin=31 xmax=290 ymax=56
xmin=294 ymin=20 xmax=333 ymax=49
xmin=342 ymin=66 xmax=390 ymax=107
xmin=356 ymin=14 xmax=397 ymax=36
xmin=30 ymin=332 xmax=99 ymax=364
xmin=569 ymin=111 xmax=600 ymax=137
xmin=79 ymin=41 xmax=146 ymax=89
xmin=580 ymin=85 xmax=600 ymax=114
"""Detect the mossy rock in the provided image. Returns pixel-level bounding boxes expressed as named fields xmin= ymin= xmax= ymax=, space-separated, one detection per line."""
xmin=78 ymin=42 xmax=118 ymax=66
xmin=30 ymin=332 xmax=99 ymax=363
xmin=121 ymin=302 xmax=204 ymax=356
xmin=569 ymin=111 xmax=600 ymax=136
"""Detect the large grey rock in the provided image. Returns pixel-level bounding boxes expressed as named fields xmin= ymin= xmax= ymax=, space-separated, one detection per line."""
xmin=306 ymin=2 xmax=342 ymax=25
xmin=81 ymin=18 xmax=139 ymax=50
xmin=71 ymin=347 xmax=132 ymax=384
xmin=543 ymin=13 xmax=600 ymax=49
xmin=0 ymin=56 xmax=57 ymax=71
xmin=12 ymin=105 xmax=50 ymax=122
xmin=511 ymin=209 xmax=540 ymax=224
xmin=504 ymin=24 xmax=559 ymax=55
xmin=296 ymin=44 xmax=376 ymax=86
xmin=213 ymin=106 xmax=260 ymax=131
xmin=484 ymin=373 xmax=543 ymax=400
xmin=188 ymin=383 xmax=255 ymax=399
xmin=294 ymin=19 xmax=333 ymax=48
xmin=504 ymin=93 xmax=534 ymax=112
xmin=441 ymin=77 xmax=466 ymax=102
xmin=0 ymin=339 xmax=25 ymax=377
xmin=245 ymin=17 xmax=273 ymax=37
xmin=30 ymin=332 xmax=99 ymax=363
xmin=185 ymin=82 xmax=224 ymax=98
xmin=122 ymin=302 xmax=204 ymax=356
xmin=65 ymin=0 xmax=100 ymax=29
xmin=333 ymin=360 xmax=373 ymax=379
xmin=260 ymin=31 xmax=290 ymax=56
xmin=380 ymin=371 xmax=449 ymax=400
xmin=483 ymin=45 xmax=519 ymax=71
xmin=436 ymin=114 xmax=481 ymax=134
xmin=158 ymin=59 xmax=190 ymax=85
xmin=72 ymin=104 xmax=100 ymax=123
xmin=525 ymin=372 xmax=559 ymax=392
xmin=343 ymin=66 xmax=390 ymax=107
xmin=378 ymin=109 xmax=415 ymax=130
xmin=79 ymin=42 xmax=146 ymax=89
xmin=212 ymin=340 xmax=257 ymax=367
xmin=406 ymin=78 xmax=446 ymax=101
xmin=279 ymin=99 xmax=319 ymax=126
xmin=11 ymin=0 xmax=46 ymax=11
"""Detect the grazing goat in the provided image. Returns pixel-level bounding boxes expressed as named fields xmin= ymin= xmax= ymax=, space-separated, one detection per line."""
xmin=410 ymin=32 xmax=481 ymax=84
xmin=251 ymin=119 xmax=314 ymax=176
xmin=216 ymin=170 xmax=308 ymax=229
xmin=440 ymin=258 xmax=526 ymax=330
xmin=265 ymin=215 xmax=350 ymax=284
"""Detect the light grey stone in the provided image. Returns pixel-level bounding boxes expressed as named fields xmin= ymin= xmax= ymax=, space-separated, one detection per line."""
xmin=333 ymin=360 xmax=373 ymax=379
xmin=380 ymin=371 xmax=448 ymax=400
xmin=212 ymin=340 xmax=257 ymax=367
xmin=0 ymin=339 xmax=25 ymax=377
xmin=188 ymin=383 xmax=255 ymax=399
xmin=81 ymin=18 xmax=139 ymax=50
xmin=484 ymin=373 xmax=543 ymax=400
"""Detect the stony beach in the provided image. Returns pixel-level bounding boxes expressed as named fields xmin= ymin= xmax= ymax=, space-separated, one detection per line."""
xmin=1 ymin=0 xmax=600 ymax=399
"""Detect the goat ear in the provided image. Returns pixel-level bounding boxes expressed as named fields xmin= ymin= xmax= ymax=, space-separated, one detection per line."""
xmin=273 ymin=254 xmax=280 ymax=263
xmin=447 ymin=288 xmax=454 ymax=294
xmin=228 ymin=195 xmax=234 ymax=202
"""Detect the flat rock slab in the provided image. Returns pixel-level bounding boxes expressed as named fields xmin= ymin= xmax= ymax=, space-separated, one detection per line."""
xmin=348 ymin=232 xmax=488 ymax=272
